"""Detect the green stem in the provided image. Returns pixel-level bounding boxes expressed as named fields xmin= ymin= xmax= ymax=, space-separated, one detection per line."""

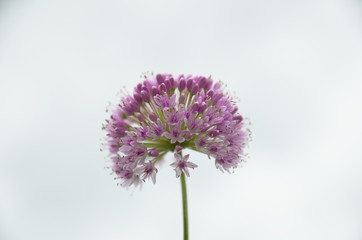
xmin=180 ymin=172 xmax=189 ymax=240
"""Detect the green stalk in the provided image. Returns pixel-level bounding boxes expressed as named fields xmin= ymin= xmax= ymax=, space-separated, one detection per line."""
xmin=180 ymin=171 xmax=189 ymax=240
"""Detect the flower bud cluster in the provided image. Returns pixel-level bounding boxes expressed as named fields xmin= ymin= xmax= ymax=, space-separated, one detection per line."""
xmin=103 ymin=73 xmax=249 ymax=187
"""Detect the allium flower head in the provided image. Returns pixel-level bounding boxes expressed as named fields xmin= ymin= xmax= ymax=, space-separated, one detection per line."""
xmin=102 ymin=73 xmax=250 ymax=187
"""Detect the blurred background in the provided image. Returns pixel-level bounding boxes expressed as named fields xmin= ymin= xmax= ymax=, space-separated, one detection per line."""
xmin=0 ymin=0 xmax=361 ymax=239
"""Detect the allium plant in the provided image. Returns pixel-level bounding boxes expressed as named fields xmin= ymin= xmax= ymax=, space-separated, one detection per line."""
xmin=102 ymin=73 xmax=250 ymax=239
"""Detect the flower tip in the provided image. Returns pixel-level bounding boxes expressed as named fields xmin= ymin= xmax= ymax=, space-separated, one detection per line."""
xmin=149 ymin=112 xmax=157 ymax=122
xmin=156 ymin=74 xmax=164 ymax=84
xmin=175 ymin=145 xmax=183 ymax=153
xmin=178 ymin=78 xmax=186 ymax=91
xmin=151 ymin=86 xmax=159 ymax=97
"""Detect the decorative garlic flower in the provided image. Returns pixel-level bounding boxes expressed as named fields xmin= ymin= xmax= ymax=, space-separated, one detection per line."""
xmin=102 ymin=73 xmax=250 ymax=188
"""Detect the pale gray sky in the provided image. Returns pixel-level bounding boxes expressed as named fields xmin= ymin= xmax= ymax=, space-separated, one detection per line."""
xmin=0 ymin=0 xmax=362 ymax=239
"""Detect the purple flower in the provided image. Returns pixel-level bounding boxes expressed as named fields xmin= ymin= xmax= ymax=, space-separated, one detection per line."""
xmin=102 ymin=73 xmax=250 ymax=188
xmin=154 ymin=93 xmax=177 ymax=109
xmin=162 ymin=122 xmax=186 ymax=144
xmin=170 ymin=154 xmax=198 ymax=178
xmin=135 ymin=161 xmax=158 ymax=184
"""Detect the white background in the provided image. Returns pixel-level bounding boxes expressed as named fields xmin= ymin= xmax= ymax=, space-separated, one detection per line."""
xmin=1 ymin=0 xmax=361 ymax=239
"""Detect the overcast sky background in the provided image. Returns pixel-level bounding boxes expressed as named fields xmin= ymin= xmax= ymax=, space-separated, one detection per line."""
xmin=0 ymin=0 xmax=362 ymax=239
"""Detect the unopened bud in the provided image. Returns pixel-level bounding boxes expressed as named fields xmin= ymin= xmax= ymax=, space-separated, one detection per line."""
xmin=198 ymin=102 xmax=207 ymax=113
xmin=141 ymin=90 xmax=150 ymax=102
xmin=149 ymin=112 xmax=157 ymax=122
xmin=178 ymin=78 xmax=186 ymax=91
xmin=133 ymin=92 xmax=142 ymax=103
xmin=207 ymin=89 xmax=214 ymax=97
xmin=175 ymin=145 xmax=183 ymax=153
xmin=191 ymin=103 xmax=199 ymax=112
xmin=164 ymin=79 xmax=171 ymax=91
xmin=186 ymin=79 xmax=193 ymax=90
xmin=191 ymin=85 xmax=199 ymax=95
xmin=156 ymin=74 xmax=164 ymax=84
xmin=199 ymin=77 xmax=206 ymax=88
xmin=136 ymin=113 xmax=144 ymax=122
xmin=148 ymin=148 xmax=159 ymax=157
xmin=232 ymin=115 xmax=243 ymax=123
xmin=151 ymin=86 xmax=159 ymax=97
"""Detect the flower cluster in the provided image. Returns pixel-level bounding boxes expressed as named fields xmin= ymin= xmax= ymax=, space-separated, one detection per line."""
xmin=103 ymin=73 xmax=250 ymax=187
